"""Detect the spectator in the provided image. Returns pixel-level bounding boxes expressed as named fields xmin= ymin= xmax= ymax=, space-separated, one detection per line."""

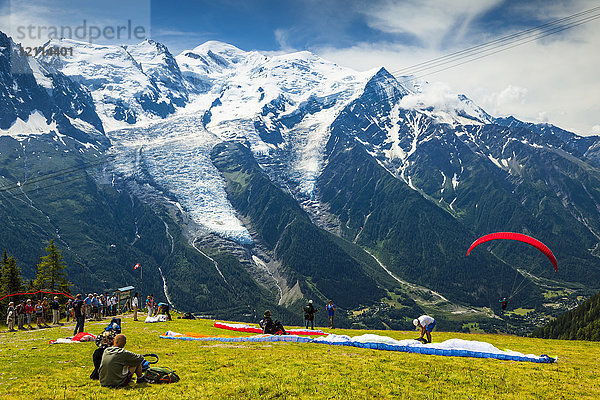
xmin=99 ymin=334 xmax=148 ymax=387
xmin=65 ymin=299 xmax=73 ymax=322
xmin=73 ymin=294 xmax=85 ymax=335
xmin=51 ymin=296 xmax=60 ymax=325
xmin=16 ymin=300 xmax=25 ymax=330
xmin=132 ymin=292 xmax=139 ymax=321
xmin=35 ymin=299 xmax=44 ymax=328
xmin=92 ymin=294 xmax=99 ymax=321
xmin=102 ymin=293 xmax=108 ymax=317
xmin=84 ymin=294 xmax=93 ymax=320
xmin=25 ymin=299 xmax=34 ymax=329
xmin=41 ymin=297 xmax=50 ymax=327
xmin=6 ymin=301 xmax=16 ymax=331
xmin=96 ymin=295 xmax=103 ymax=320
xmin=98 ymin=294 xmax=104 ymax=320
xmin=110 ymin=292 xmax=119 ymax=317
xmin=326 ymin=300 xmax=336 ymax=329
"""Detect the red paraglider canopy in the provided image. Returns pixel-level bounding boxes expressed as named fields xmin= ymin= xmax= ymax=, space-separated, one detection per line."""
xmin=466 ymin=232 xmax=557 ymax=272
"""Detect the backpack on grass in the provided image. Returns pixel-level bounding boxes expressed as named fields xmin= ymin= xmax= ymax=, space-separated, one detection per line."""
xmin=144 ymin=367 xmax=180 ymax=384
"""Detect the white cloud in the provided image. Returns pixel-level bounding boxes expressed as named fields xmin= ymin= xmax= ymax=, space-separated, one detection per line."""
xmin=315 ymin=0 xmax=600 ymax=135
xmin=360 ymin=0 xmax=502 ymax=47
xmin=536 ymin=112 xmax=550 ymax=123
xmin=399 ymin=81 xmax=465 ymax=113
xmin=592 ymin=125 xmax=600 ymax=134
xmin=479 ymin=85 xmax=528 ymax=116
xmin=274 ymin=28 xmax=291 ymax=51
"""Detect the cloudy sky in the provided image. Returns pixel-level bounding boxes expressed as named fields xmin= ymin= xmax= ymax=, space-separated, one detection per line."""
xmin=2 ymin=0 xmax=599 ymax=134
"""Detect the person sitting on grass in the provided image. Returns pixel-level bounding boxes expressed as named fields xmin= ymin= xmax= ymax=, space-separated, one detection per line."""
xmin=99 ymin=334 xmax=148 ymax=387
xmin=413 ymin=315 xmax=436 ymax=344
xmin=259 ymin=310 xmax=287 ymax=335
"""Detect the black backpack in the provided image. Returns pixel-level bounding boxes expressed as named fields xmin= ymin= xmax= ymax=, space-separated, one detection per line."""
xmin=143 ymin=367 xmax=180 ymax=384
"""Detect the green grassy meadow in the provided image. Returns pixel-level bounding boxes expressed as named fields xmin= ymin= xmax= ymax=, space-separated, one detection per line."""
xmin=1 ymin=314 xmax=599 ymax=399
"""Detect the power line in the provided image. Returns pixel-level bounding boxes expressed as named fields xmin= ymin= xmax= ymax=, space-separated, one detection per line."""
xmin=389 ymin=5 xmax=600 ymax=77
xmin=384 ymin=7 xmax=600 ymax=82
xmin=0 ymin=154 xmax=115 ymax=194
xmin=397 ymin=14 xmax=600 ymax=83
xmin=339 ymin=7 xmax=600 ymax=118
xmin=0 ymin=174 xmax=88 ymax=198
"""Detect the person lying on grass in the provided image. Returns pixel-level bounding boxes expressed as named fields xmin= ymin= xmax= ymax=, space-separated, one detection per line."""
xmin=413 ymin=315 xmax=436 ymax=344
xmin=99 ymin=334 xmax=149 ymax=387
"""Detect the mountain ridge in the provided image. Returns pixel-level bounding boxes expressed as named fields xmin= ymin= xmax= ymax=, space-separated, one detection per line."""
xmin=1 ymin=31 xmax=599 ymax=331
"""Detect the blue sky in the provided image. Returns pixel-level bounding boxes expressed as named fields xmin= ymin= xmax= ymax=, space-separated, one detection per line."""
xmin=151 ymin=0 xmax=417 ymax=53
xmin=151 ymin=0 xmax=546 ymax=53
xmin=1 ymin=0 xmax=599 ymax=134
xmin=150 ymin=0 xmax=577 ymax=53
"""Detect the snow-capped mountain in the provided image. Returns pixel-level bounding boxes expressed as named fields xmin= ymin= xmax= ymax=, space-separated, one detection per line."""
xmin=0 ymin=32 xmax=106 ymax=145
xmin=3 ymin=31 xmax=600 ymax=330
xmin=39 ymin=38 xmax=187 ymax=130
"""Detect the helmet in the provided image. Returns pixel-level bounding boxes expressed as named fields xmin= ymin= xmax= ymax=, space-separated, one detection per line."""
xmin=308 ymin=300 xmax=313 ymax=304
xmin=413 ymin=319 xmax=419 ymax=327
xmin=264 ymin=310 xmax=271 ymax=317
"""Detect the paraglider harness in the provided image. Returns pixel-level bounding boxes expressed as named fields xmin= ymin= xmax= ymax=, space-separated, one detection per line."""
xmin=259 ymin=316 xmax=287 ymax=335
xmin=95 ymin=317 xmax=122 ymax=348
xmin=303 ymin=304 xmax=318 ymax=320
xmin=178 ymin=312 xmax=195 ymax=320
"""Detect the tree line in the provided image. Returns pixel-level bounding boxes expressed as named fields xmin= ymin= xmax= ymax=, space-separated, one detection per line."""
xmin=531 ymin=291 xmax=600 ymax=341
xmin=1 ymin=239 xmax=72 ymax=320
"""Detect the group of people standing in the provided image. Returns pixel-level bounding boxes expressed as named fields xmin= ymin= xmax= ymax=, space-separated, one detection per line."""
xmin=5 ymin=296 xmax=63 ymax=331
xmin=4 ymin=291 xmax=146 ymax=334
xmin=78 ymin=292 xmax=120 ymax=321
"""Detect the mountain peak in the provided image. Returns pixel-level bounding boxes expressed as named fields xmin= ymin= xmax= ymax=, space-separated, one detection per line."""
xmin=190 ymin=41 xmax=247 ymax=59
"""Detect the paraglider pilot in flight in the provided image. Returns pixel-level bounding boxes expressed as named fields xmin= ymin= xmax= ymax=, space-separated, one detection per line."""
xmin=499 ymin=297 xmax=509 ymax=311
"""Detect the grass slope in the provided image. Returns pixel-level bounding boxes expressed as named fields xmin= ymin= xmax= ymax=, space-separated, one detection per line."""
xmin=1 ymin=314 xmax=599 ymax=399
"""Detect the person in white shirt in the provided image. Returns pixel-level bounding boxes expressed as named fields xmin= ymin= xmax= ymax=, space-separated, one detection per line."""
xmin=132 ymin=292 xmax=139 ymax=321
xmin=413 ymin=315 xmax=436 ymax=344
xmin=110 ymin=294 xmax=118 ymax=316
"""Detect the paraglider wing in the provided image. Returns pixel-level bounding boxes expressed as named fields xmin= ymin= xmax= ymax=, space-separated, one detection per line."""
xmin=466 ymin=232 xmax=557 ymax=272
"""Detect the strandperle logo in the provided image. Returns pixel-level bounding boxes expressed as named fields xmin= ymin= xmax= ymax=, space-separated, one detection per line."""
xmin=13 ymin=19 xmax=147 ymax=43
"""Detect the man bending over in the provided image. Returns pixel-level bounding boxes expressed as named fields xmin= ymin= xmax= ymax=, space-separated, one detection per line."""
xmin=413 ymin=315 xmax=436 ymax=344
xmin=99 ymin=334 xmax=148 ymax=387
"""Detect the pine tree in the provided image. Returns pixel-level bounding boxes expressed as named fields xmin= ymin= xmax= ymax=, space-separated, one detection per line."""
xmin=34 ymin=240 xmax=72 ymax=293
xmin=1 ymin=250 xmax=23 ymax=295
xmin=1 ymin=250 xmax=24 ymax=321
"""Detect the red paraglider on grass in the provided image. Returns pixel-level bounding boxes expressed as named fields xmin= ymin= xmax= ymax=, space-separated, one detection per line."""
xmin=466 ymin=232 xmax=557 ymax=272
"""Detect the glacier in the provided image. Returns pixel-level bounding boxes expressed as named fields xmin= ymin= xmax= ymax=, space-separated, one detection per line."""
xmin=26 ymin=38 xmax=504 ymax=245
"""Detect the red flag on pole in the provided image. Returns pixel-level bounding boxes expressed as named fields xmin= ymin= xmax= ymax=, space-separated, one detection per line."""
xmin=134 ymin=263 xmax=141 ymax=270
